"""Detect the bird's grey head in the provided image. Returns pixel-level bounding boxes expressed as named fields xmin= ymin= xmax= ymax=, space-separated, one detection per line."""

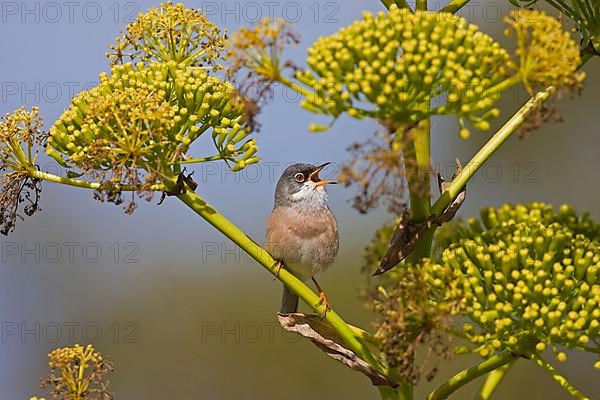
xmin=274 ymin=163 xmax=337 ymax=208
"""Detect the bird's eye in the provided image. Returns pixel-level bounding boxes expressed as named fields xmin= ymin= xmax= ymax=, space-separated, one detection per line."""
xmin=294 ymin=173 xmax=305 ymax=182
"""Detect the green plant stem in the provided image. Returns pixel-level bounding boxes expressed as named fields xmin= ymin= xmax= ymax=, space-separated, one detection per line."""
xmin=426 ymin=54 xmax=591 ymax=238
xmin=349 ymin=324 xmax=380 ymax=347
xmin=430 ymin=85 xmax=556 ymax=218
xmin=29 ymin=170 xmax=165 ymax=192
xmin=26 ymin=168 xmax=396 ymax=391
xmin=546 ymin=0 xmax=579 ymax=21
xmin=175 ymin=190 xmax=389 ymax=376
xmin=405 ymin=121 xmax=431 ymax=223
xmin=473 ymin=360 xmax=515 ymax=400
xmin=379 ymin=387 xmax=399 ymax=400
xmin=278 ymin=76 xmax=314 ymax=98
xmin=481 ymin=75 xmax=522 ymax=102
xmin=394 ymin=0 xmax=411 ymax=9
xmin=531 ymin=355 xmax=590 ymax=400
xmin=580 ymin=44 xmax=597 ymax=65
xmin=9 ymin=139 xmax=27 ymax=164
xmin=379 ymin=385 xmax=412 ymax=400
xmin=416 ymin=0 xmax=428 ymax=11
xmin=440 ymin=0 xmax=472 ymax=13
xmin=399 ymin=119 xmax=433 ymax=399
xmin=379 ymin=0 xmax=394 ymax=9
xmin=377 ymin=378 xmax=413 ymax=400
xmin=404 ymin=119 xmax=434 ymax=270
xmin=427 ymin=352 xmax=515 ymax=400
xmin=379 ymin=0 xmax=412 ymax=10
xmin=178 ymin=155 xmax=232 ymax=164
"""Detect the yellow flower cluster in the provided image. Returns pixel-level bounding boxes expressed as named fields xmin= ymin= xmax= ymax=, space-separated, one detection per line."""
xmin=436 ymin=202 xmax=600 ymax=250
xmin=372 ymin=203 xmax=600 ymax=376
xmin=107 ymin=2 xmax=225 ymax=68
xmin=48 ymin=344 xmax=103 ymax=369
xmin=479 ymin=202 xmax=600 ymax=241
xmin=510 ymin=0 xmax=599 ymax=60
xmin=432 ymin=203 xmax=600 ymax=361
xmin=504 ymin=9 xmax=583 ymax=91
xmin=0 ymin=106 xmax=44 ymax=147
xmin=0 ymin=106 xmax=45 ymax=173
xmin=48 ymin=61 xmax=257 ymax=186
xmin=296 ymin=7 xmax=513 ymax=132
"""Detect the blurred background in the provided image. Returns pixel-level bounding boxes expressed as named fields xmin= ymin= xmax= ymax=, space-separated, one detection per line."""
xmin=0 ymin=0 xmax=598 ymax=398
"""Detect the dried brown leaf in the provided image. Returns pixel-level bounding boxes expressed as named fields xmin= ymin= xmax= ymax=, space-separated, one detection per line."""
xmin=277 ymin=313 xmax=395 ymax=387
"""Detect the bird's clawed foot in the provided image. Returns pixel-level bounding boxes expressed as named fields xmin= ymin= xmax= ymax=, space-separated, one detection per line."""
xmin=316 ymin=291 xmax=330 ymax=319
xmin=273 ymin=260 xmax=284 ymax=277
xmin=312 ymin=277 xmax=330 ymax=319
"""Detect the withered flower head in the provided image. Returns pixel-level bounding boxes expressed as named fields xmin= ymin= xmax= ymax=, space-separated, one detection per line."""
xmin=0 ymin=107 xmax=45 ymax=235
xmin=227 ymin=18 xmax=299 ymax=82
xmin=372 ymin=261 xmax=457 ymax=384
xmin=338 ymin=130 xmax=406 ymax=214
xmin=363 ymin=221 xmax=457 ymax=384
xmin=226 ymin=18 xmax=300 ymax=127
xmin=38 ymin=344 xmax=113 ymax=400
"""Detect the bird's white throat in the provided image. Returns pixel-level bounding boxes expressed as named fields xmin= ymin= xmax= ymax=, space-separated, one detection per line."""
xmin=290 ymin=182 xmax=328 ymax=209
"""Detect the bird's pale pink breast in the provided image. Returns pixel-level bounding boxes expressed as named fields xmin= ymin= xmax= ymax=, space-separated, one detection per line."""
xmin=265 ymin=206 xmax=339 ymax=278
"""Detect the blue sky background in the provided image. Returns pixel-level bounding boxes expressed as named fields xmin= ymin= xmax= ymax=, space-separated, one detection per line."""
xmin=0 ymin=1 xmax=599 ymax=398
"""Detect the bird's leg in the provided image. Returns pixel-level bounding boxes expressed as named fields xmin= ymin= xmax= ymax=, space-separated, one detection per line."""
xmin=312 ymin=277 xmax=330 ymax=319
xmin=272 ymin=259 xmax=285 ymax=277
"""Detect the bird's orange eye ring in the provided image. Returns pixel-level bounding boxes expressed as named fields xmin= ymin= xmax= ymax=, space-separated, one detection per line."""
xmin=294 ymin=173 xmax=305 ymax=182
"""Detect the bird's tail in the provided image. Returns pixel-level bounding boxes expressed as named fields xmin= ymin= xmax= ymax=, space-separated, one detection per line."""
xmin=280 ymin=285 xmax=298 ymax=313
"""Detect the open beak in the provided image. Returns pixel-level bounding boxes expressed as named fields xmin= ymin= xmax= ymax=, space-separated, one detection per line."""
xmin=309 ymin=162 xmax=338 ymax=187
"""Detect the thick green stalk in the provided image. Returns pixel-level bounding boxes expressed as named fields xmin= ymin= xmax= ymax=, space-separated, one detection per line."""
xmin=379 ymin=385 xmax=412 ymax=400
xmin=26 ymin=167 xmax=394 ymax=389
xmin=531 ymin=355 xmax=589 ymax=400
xmin=428 ymin=53 xmax=592 ymax=229
xmin=430 ymin=86 xmax=556 ymax=218
xmin=404 ymin=120 xmax=434 ymax=284
xmin=580 ymin=46 xmax=597 ymax=65
xmin=427 ymin=353 xmax=515 ymax=400
xmin=175 ymin=191 xmax=388 ymax=376
xmin=440 ymin=0 xmax=472 ymax=13
xmin=377 ymin=379 xmax=413 ymax=400
xmin=473 ymin=361 xmax=515 ymax=400
xmin=404 ymin=120 xmax=434 ymax=265
xmin=405 ymin=121 xmax=431 ymax=222
xmin=416 ymin=0 xmax=428 ymax=11
xmin=398 ymin=119 xmax=433 ymax=400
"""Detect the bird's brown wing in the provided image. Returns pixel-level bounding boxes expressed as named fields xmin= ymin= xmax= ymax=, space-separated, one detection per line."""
xmin=264 ymin=208 xmax=293 ymax=261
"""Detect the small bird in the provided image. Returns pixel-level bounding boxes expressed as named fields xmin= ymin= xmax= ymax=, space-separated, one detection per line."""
xmin=265 ymin=163 xmax=339 ymax=315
